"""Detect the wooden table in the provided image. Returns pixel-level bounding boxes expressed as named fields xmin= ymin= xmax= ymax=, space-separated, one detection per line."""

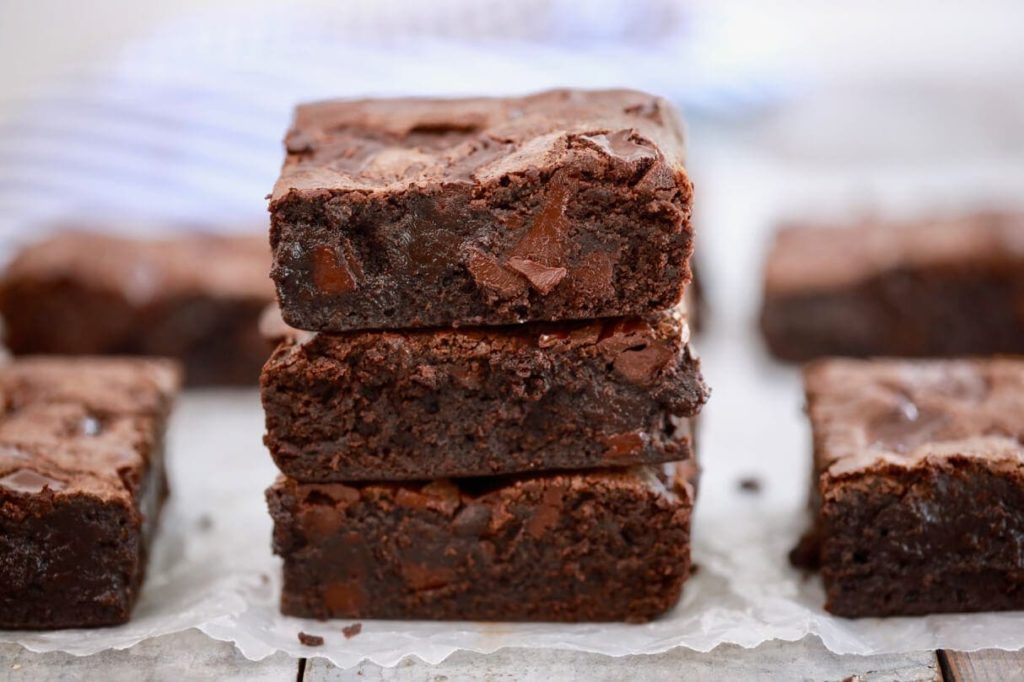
xmin=1 ymin=629 xmax=1020 ymax=681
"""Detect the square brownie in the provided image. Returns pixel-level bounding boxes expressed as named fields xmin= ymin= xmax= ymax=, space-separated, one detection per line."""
xmin=799 ymin=358 xmax=1024 ymax=617
xmin=0 ymin=231 xmax=275 ymax=385
xmin=260 ymin=304 xmax=707 ymax=481
xmin=760 ymin=212 xmax=1024 ymax=361
xmin=267 ymin=459 xmax=695 ymax=622
xmin=0 ymin=357 xmax=180 ymax=629
xmin=269 ymin=88 xmax=694 ymax=331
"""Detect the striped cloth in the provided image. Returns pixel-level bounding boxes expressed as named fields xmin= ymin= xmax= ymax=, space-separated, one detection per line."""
xmin=0 ymin=0 xmax=784 ymax=241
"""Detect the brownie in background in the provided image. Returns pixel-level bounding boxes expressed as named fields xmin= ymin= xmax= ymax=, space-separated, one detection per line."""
xmin=270 ymin=89 xmax=694 ymax=332
xmin=760 ymin=212 xmax=1024 ymax=361
xmin=797 ymin=358 xmax=1024 ymax=617
xmin=0 ymin=232 xmax=275 ymax=385
xmin=260 ymin=304 xmax=707 ymax=481
xmin=267 ymin=460 xmax=695 ymax=623
xmin=0 ymin=357 xmax=180 ymax=629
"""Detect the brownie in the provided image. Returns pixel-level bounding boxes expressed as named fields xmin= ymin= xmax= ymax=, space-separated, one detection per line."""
xmin=760 ymin=212 xmax=1024 ymax=361
xmin=0 ymin=231 xmax=275 ymax=385
xmin=267 ymin=460 xmax=695 ymax=622
xmin=0 ymin=357 xmax=180 ymax=629
xmin=797 ymin=358 xmax=1024 ymax=618
xmin=269 ymin=88 xmax=694 ymax=331
xmin=260 ymin=304 xmax=707 ymax=481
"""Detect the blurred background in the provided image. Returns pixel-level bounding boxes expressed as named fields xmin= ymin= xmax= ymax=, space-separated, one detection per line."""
xmin=1 ymin=0 xmax=1023 ymax=316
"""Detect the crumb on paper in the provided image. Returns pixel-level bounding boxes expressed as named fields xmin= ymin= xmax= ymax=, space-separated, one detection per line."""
xmin=196 ymin=514 xmax=214 ymax=531
xmin=738 ymin=477 xmax=762 ymax=493
xmin=260 ymin=573 xmax=270 ymax=585
xmin=298 ymin=631 xmax=324 ymax=647
xmin=342 ymin=622 xmax=363 ymax=639
xmin=689 ymin=563 xmax=700 ymax=576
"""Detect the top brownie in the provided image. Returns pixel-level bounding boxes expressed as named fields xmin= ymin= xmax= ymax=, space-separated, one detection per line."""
xmin=269 ymin=88 xmax=694 ymax=331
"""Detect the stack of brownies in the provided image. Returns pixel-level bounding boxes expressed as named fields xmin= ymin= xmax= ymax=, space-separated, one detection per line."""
xmin=259 ymin=89 xmax=710 ymax=622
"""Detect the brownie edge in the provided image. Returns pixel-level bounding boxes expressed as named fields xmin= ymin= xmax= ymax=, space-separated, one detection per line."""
xmin=267 ymin=461 xmax=695 ymax=623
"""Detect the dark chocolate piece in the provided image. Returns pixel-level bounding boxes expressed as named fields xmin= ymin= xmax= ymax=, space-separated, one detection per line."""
xmin=261 ymin=305 xmax=706 ymax=481
xmin=267 ymin=461 xmax=695 ymax=623
xmin=0 ymin=357 xmax=180 ymax=629
xmin=0 ymin=231 xmax=275 ymax=385
xmin=269 ymin=88 xmax=694 ymax=331
xmin=799 ymin=358 xmax=1024 ymax=617
xmin=760 ymin=212 xmax=1024 ymax=361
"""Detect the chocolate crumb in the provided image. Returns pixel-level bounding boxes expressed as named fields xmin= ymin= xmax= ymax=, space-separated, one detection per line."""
xmin=738 ymin=477 xmax=762 ymax=493
xmin=298 ymin=631 xmax=324 ymax=647
xmin=342 ymin=623 xmax=363 ymax=639
xmin=689 ymin=562 xmax=700 ymax=576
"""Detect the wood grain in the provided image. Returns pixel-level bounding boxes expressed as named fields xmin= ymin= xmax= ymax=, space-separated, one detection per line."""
xmin=939 ymin=650 xmax=1024 ymax=682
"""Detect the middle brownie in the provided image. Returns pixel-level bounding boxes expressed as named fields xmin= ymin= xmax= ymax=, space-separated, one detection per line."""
xmin=261 ymin=305 xmax=707 ymax=481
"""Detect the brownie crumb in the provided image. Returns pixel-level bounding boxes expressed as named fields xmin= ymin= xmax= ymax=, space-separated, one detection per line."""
xmin=689 ymin=563 xmax=700 ymax=576
xmin=342 ymin=623 xmax=363 ymax=639
xmin=737 ymin=477 xmax=762 ymax=493
xmin=297 ymin=632 xmax=324 ymax=647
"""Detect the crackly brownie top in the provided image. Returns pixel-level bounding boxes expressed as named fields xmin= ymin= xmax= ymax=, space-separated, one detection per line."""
xmin=262 ymin=301 xmax=694 ymax=389
xmin=270 ymin=88 xmax=687 ymax=201
xmin=1 ymin=231 xmax=274 ymax=303
xmin=765 ymin=211 xmax=1024 ymax=296
xmin=0 ymin=357 xmax=181 ymax=501
xmin=805 ymin=358 xmax=1024 ymax=477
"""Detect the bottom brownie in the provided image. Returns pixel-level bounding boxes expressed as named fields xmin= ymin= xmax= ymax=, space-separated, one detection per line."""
xmin=267 ymin=460 xmax=695 ymax=623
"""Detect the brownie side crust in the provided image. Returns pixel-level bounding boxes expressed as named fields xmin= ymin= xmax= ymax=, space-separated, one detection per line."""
xmin=261 ymin=305 xmax=707 ymax=481
xmin=267 ymin=461 xmax=695 ymax=622
xmin=0 ymin=357 xmax=180 ymax=629
xmin=0 ymin=231 xmax=275 ymax=385
xmin=799 ymin=358 xmax=1024 ymax=617
xmin=269 ymin=88 xmax=693 ymax=331
xmin=760 ymin=212 xmax=1024 ymax=361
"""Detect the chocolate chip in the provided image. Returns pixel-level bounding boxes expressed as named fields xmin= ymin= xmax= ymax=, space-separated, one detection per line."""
xmin=342 ymin=623 xmax=362 ymax=639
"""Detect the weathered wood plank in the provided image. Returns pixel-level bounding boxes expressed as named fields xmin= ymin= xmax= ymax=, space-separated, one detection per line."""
xmin=306 ymin=637 xmax=940 ymax=682
xmin=939 ymin=649 xmax=1024 ymax=682
xmin=0 ymin=629 xmax=297 ymax=682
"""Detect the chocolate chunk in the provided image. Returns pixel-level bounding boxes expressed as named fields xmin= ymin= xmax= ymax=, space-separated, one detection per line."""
xmin=297 ymin=632 xmax=324 ymax=647
xmin=506 ymin=257 xmax=567 ymax=295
